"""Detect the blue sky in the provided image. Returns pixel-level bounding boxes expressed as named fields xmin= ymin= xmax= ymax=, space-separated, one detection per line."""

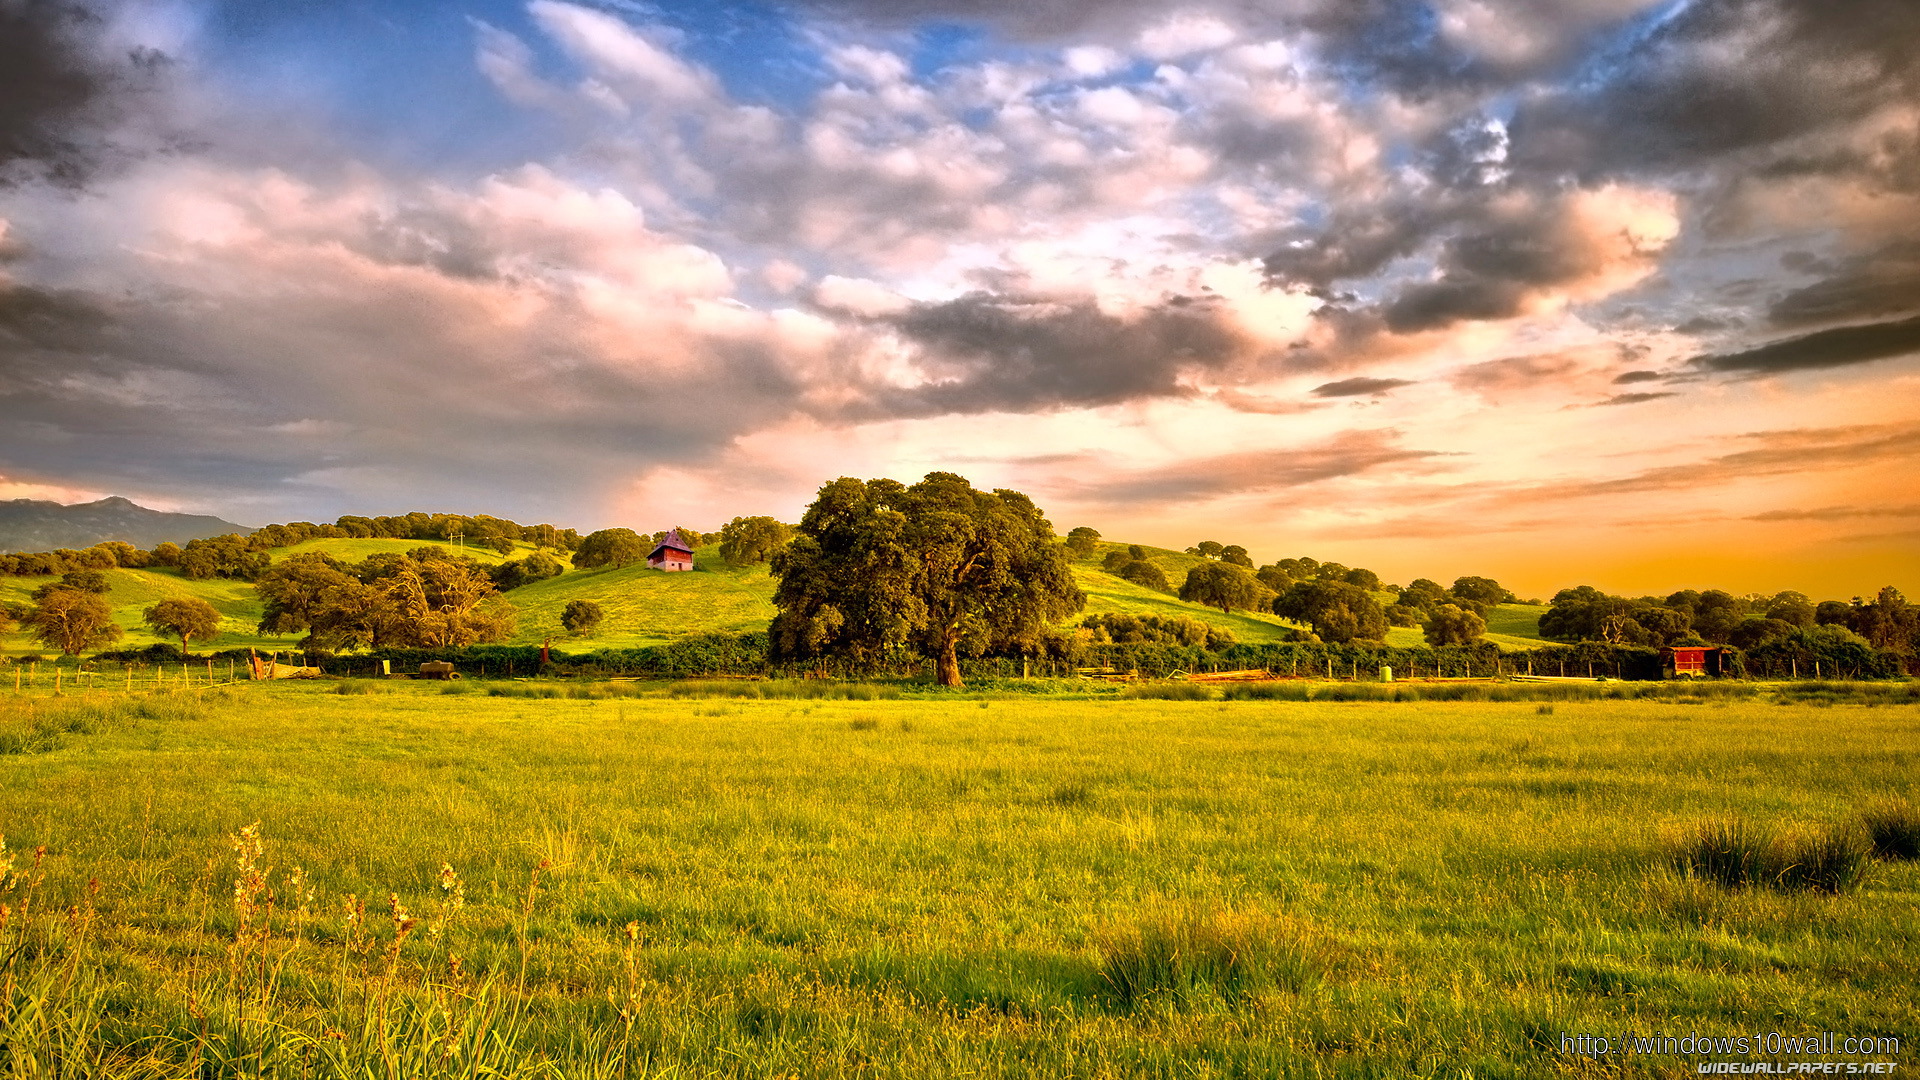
xmin=0 ymin=0 xmax=1916 ymax=595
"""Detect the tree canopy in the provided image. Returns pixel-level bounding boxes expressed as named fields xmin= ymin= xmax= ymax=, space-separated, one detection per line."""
xmin=1423 ymin=603 xmax=1486 ymax=646
xmin=561 ymin=599 xmax=605 ymax=636
xmin=1063 ymin=527 xmax=1101 ymax=560
xmin=769 ymin=473 xmax=1084 ymax=686
xmin=1273 ymin=580 xmax=1387 ymax=644
xmin=1178 ymin=562 xmax=1272 ymax=615
xmin=717 ymin=516 xmax=794 ymax=566
xmin=143 ymin=598 xmax=223 ymax=652
xmin=572 ymin=528 xmax=647 ymax=569
xmin=24 ymin=588 xmax=123 ymax=656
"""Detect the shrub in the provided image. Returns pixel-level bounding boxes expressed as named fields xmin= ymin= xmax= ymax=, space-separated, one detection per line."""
xmin=1861 ymin=799 xmax=1920 ymax=861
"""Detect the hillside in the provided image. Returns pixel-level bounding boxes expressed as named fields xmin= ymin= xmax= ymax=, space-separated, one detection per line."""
xmin=0 ymin=497 xmax=252 ymax=553
xmin=1 ymin=534 xmax=1550 ymax=657
xmin=506 ymin=545 xmax=777 ymax=649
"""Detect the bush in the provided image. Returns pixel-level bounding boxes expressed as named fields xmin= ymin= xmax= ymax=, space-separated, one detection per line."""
xmin=1861 ymin=799 xmax=1920 ymax=861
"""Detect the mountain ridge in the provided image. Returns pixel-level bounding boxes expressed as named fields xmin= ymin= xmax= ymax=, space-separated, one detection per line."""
xmin=0 ymin=497 xmax=254 ymax=553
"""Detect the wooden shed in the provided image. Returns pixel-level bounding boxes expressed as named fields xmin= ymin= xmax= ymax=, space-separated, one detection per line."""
xmin=647 ymin=528 xmax=694 ymax=572
xmin=1660 ymin=646 xmax=1729 ymax=679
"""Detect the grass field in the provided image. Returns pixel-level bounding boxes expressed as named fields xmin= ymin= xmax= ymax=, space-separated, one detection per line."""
xmin=0 ymin=681 xmax=1912 ymax=1077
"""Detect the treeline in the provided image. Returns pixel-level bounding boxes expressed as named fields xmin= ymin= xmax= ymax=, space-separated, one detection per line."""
xmin=0 ymin=512 xmax=583 ymax=582
xmin=104 ymin=627 xmax=1895 ymax=682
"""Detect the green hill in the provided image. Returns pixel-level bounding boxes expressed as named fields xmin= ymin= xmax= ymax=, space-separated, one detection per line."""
xmin=1 ymin=534 xmax=1554 ymax=658
xmin=271 ymin=537 xmax=527 ymax=565
xmin=1 ymin=567 xmax=279 ymax=657
xmin=506 ymin=545 xmax=776 ymax=649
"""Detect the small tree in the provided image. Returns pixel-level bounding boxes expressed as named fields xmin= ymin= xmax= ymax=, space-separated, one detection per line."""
xmin=1178 ymin=562 xmax=1271 ymax=615
xmin=25 ymin=589 xmax=123 ymax=656
xmin=1064 ymin=527 xmax=1101 ymax=560
xmin=561 ymin=599 xmax=605 ymax=637
xmin=1423 ymin=603 xmax=1486 ymax=646
xmin=144 ymin=598 xmax=223 ymax=653
xmin=1119 ymin=560 xmax=1172 ymax=593
xmin=1219 ymin=544 xmax=1253 ymax=568
xmin=572 ymin=528 xmax=646 ymax=569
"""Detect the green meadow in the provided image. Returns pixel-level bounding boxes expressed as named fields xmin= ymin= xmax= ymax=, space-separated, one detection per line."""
xmin=0 ymin=680 xmax=1912 ymax=1077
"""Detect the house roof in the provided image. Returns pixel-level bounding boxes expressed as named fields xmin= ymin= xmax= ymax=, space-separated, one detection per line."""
xmin=649 ymin=527 xmax=693 ymax=557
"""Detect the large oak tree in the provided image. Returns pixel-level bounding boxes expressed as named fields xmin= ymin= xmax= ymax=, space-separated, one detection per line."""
xmin=770 ymin=473 xmax=1084 ymax=686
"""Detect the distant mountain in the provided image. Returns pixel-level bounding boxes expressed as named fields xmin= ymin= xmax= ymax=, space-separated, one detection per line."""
xmin=0 ymin=497 xmax=253 ymax=553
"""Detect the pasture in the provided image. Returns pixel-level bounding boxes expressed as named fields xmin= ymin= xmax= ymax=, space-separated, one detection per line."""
xmin=0 ymin=681 xmax=1912 ymax=1077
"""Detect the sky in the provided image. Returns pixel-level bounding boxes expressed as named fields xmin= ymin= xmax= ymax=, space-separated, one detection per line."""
xmin=0 ymin=0 xmax=1917 ymax=600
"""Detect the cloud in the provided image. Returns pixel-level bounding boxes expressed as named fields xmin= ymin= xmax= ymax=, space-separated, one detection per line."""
xmin=1745 ymin=503 xmax=1920 ymax=522
xmin=1452 ymin=351 xmax=1583 ymax=393
xmin=1766 ymin=241 xmax=1920 ymax=328
xmin=1310 ymin=376 xmax=1413 ymax=398
xmin=1585 ymin=391 xmax=1678 ymax=407
xmin=1515 ymin=423 xmax=1920 ymax=501
xmin=1212 ymin=389 xmax=1328 ymax=414
xmin=1063 ymin=428 xmax=1446 ymax=503
xmin=0 ymin=0 xmax=167 ymax=188
xmin=1690 ymin=313 xmax=1920 ymax=375
xmin=869 ymin=290 xmax=1249 ymax=416
xmin=1610 ymin=369 xmax=1665 ymax=384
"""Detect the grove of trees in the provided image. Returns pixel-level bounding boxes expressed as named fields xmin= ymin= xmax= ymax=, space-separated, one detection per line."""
xmin=252 ymin=548 xmax=516 ymax=650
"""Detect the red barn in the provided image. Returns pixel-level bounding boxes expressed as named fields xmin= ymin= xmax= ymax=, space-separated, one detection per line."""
xmin=1661 ymin=646 xmax=1728 ymax=679
xmin=647 ymin=528 xmax=694 ymax=572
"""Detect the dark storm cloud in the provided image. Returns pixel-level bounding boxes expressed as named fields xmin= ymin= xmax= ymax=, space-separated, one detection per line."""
xmin=1505 ymin=0 xmax=1920 ymax=182
xmin=869 ymin=292 xmax=1246 ymax=416
xmin=0 ymin=0 xmax=167 ymax=187
xmin=1310 ymin=376 xmax=1412 ymax=398
xmin=1766 ymin=242 xmax=1920 ymax=329
xmin=1063 ymin=428 xmax=1445 ymax=503
xmin=1258 ymin=0 xmax=1920 ymax=352
xmin=1689 ymin=314 xmax=1920 ymax=376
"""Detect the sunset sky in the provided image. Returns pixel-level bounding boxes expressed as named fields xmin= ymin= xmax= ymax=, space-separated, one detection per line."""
xmin=1 ymin=0 xmax=1916 ymax=599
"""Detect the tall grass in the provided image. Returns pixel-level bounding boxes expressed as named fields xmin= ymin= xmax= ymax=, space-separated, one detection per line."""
xmin=1861 ymin=799 xmax=1920 ymax=861
xmin=1668 ymin=819 xmax=1872 ymax=893
xmin=1095 ymin=909 xmax=1317 ymax=1008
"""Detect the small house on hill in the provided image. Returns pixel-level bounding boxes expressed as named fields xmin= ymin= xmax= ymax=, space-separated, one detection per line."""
xmin=648 ymin=528 xmax=694 ymax=572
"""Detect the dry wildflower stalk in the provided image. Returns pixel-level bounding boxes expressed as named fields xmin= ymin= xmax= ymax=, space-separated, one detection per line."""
xmin=433 ymin=862 xmax=465 ymax=939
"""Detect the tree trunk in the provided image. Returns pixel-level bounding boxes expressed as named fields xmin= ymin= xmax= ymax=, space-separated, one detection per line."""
xmin=936 ymin=634 xmax=963 ymax=687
